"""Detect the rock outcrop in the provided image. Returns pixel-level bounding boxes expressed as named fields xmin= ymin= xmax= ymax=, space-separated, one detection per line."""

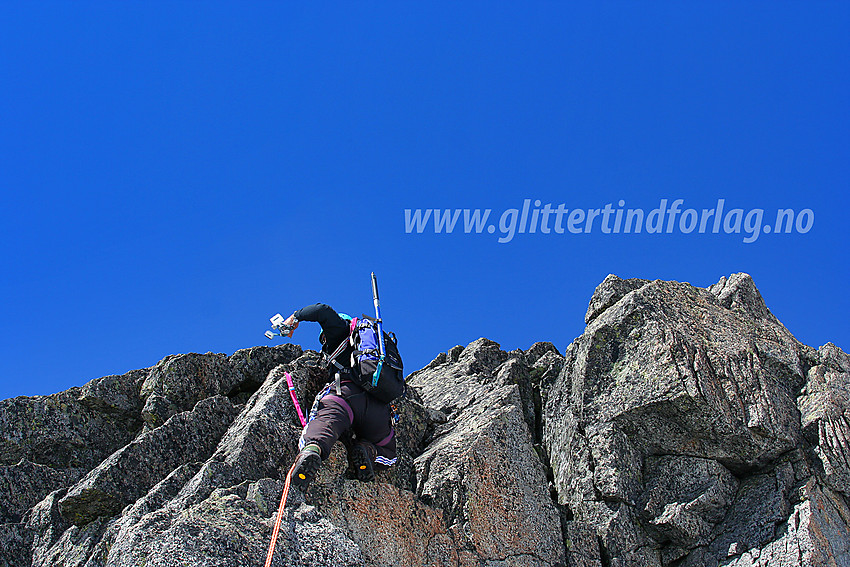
xmin=546 ymin=273 xmax=849 ymax=567
xmin=0 ymin=274 xmax=847 ymax=567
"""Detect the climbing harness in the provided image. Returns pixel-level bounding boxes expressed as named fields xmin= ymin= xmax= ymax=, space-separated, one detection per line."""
xmin=264 ymin=460 xmax=298 ymax=567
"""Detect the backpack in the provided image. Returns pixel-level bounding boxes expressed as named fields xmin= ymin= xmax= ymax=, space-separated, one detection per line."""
xmin=325 ymin=316 xmax=405 ymax=403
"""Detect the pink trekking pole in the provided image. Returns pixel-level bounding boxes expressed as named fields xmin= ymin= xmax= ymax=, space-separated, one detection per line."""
xmin=285 ymin=372 xmax=307 ymax=427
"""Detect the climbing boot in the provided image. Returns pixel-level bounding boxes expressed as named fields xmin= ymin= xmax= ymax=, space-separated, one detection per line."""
xmin=349 ymin=442 xmax=376 ymax=482
xmin=290 ymin=444 xmax=322 ymax=489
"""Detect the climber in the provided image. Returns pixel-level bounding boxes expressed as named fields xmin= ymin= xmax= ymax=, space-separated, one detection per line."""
xmin=282 ymin=303 xmax=397 ymax=489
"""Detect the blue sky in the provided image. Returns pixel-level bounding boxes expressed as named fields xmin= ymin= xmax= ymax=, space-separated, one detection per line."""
xmin=1 ymin=3 xmax=848 ymax=400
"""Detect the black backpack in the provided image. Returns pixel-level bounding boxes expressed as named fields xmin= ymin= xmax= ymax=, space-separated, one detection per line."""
xmin=325 ymin=316 xmax=405 ymax=403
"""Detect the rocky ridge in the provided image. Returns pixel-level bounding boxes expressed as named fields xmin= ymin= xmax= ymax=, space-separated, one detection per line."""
xmin=0 ymin=273 xmax=847 ymax=566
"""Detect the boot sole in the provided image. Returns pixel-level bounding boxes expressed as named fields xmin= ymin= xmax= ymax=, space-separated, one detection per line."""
xmin=350 ymin=444 xmax=375 ymax=482
xmin=291 ymin=452 xmax=321 ymax=489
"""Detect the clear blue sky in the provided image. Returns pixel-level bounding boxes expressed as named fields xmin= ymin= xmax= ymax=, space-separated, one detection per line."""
xmin=1 ymin=3 xmax=847 ymax=400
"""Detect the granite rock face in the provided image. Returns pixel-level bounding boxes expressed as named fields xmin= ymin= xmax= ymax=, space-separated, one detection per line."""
xmin=546 ymin=273 xmax=849 ymax=567
xmin=1 ymin=274 xmax=848 ymax=567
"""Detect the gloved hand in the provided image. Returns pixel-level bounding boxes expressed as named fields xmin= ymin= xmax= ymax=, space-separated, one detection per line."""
xmin=283 ymin=313 xmax=299 ymax=337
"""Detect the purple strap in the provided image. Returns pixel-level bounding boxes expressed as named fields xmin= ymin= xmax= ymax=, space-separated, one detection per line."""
xmin=377 ymin=428 xmax=395 ymax=447
xmin=323 ymin=395 xmax=354 ymax=425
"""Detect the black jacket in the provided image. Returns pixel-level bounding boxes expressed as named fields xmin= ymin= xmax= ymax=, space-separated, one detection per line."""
xmin=294 ymin=303 xmax=350 ymax=357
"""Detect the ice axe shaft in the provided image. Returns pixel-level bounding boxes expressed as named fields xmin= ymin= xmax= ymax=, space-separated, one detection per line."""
xmin=370 ymin=272 xmax=387 ymax=386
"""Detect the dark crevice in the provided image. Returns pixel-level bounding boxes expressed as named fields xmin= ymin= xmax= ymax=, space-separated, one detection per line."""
xmin=721 ymin=445 xmax=800 ymax=480
xmin=600 ymin=494 xmax=632 ymax=506
xmin=797 ymin=347 xmax=817 ymax=385
xmin=533 ymin=383 xmax=544 ymax=446
xmin=574 ymin=421 xmax=588 ymax=439
xmin=598 ymin=536 xmax=611 ymax=567
xmin=555 ymin=501 xmax=576 ymax=566
xmin=225 ymin=380 xmax=262 ymax=406
xmin=529 ymin=370 xmax=579 ymax=564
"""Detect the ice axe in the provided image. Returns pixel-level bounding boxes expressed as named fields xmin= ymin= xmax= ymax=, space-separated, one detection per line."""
xmin=371 ymin=272 xmax=387 ymax=387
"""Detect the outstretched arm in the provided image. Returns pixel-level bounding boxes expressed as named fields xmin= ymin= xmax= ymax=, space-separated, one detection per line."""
xmin=285 ymin=303 xmax=349 ymax=347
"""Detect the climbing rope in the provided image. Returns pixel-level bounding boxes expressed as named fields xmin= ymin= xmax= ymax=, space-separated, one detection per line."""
xmin=264 ymin=460 xmax=298 ymax=567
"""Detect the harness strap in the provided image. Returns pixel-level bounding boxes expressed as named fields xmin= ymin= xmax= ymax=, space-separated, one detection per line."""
xmin=324 ymin=316 xmax=359 ymax=369
xmin=373 ymin=358 xmax=384 ymax=387
xmin=352 ymin=348 xmax=379 ymax=357
xmin=327 ymin=337 xmax=349 ymax=365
